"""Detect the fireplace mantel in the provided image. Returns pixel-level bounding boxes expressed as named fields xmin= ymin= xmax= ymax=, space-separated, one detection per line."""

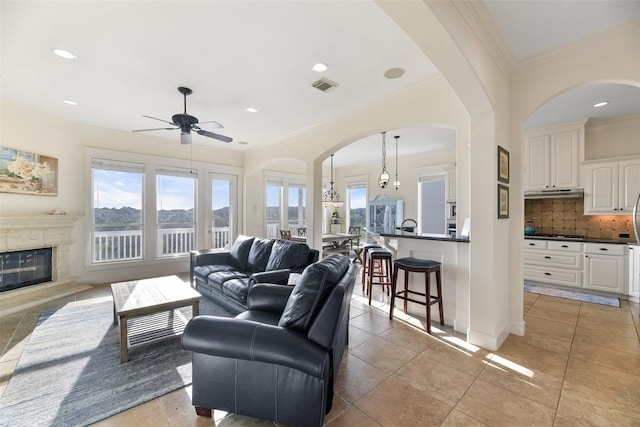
xmin=0 ymin=214 xmax=90 ymax=315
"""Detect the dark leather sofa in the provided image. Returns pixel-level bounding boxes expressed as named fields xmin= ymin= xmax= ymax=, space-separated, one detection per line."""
xmin=190 ymin=235 xmax=319 ymax=313
xmin=182 ymin=254 xmax=356 ymax=427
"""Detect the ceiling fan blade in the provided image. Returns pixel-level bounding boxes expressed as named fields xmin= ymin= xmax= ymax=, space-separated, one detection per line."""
xmin=142 ymin=115 xmax=175 ymax=125
xmin=196 ymin=129 xmax=233 ymax=143
xmin=193 ymin=120 xmax=223 ymax=129
xmin=132 ymin=127 xmax=178 ymax=132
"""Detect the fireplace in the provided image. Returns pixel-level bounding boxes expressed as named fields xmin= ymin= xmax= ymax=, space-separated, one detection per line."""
xmin=1 ymin=247 xmax=53 ymax=292
xmin=0 ymin=215 xmax=79 ymax=312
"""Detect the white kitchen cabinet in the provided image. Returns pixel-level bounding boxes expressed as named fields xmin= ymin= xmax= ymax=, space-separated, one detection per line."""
xmin=523 ymin=239 xmax=583 ymax=288
xmin=523 ymin=121 xmax=584 ymax=191
xmin=628 ymin=246 xmax=639 ymax=302
xmin=583 ymin=157 xmax=640 ymax=215
xmin=583 ymin=243 xmax=627 ymax=293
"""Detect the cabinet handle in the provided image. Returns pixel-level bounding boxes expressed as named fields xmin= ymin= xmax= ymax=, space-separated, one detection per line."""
xmin=544 ymin=256 xmax=551 ymax=259
xmin=544 ymin=272 xmax=551 ymax=276
xmin=599 ymin=248 xmax=608 ymax=251
xmin=529 ymin=243 xmax=535 ymax=246
xmin=561 ymin=245 xmax=568 ymax=248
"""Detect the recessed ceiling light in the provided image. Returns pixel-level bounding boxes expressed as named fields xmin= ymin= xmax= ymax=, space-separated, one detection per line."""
xmin=246 ymin=107 xmax=259 ymax=113
xmin=63 ymin=100 xmax=78 ymax=106
xmin=593 ymin=101 xmax=609 ymax=108
xmin=312 ymin=63 xmax=328 ymax=72
xmin=384 ymin=67 xmax=405 ymax=79
xmin=54 ymin=49 xmax=77 ymax=59
xmin=237 ymin=141 xmax=249 ymax=145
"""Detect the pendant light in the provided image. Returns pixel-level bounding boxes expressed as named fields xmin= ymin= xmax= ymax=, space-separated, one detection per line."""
xmin=393 ymin=135 xmax=400 ymax=191
xmin=378 ymin=132 xmax=390 ymax=188
xmin=322 ymin=154 xmax=344 ymax=207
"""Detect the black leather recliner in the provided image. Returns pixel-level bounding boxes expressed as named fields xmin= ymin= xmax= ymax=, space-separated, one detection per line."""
xmin=182 ymin=254 xmax=356 ymax=427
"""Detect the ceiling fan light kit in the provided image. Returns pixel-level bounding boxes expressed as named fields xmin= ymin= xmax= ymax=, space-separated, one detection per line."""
xmin=132 ymin=86 xmax=232 ymax=144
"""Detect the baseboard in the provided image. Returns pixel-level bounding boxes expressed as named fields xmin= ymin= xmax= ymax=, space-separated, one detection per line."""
xmin=0 ymin=280 xmax=92 ymax=316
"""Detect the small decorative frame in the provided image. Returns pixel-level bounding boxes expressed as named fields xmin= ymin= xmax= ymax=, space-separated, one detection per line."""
xmin=497 ymin=145 xmax=509 ymax=184
xmin=498 ymin=184 xmax=509 ymax=219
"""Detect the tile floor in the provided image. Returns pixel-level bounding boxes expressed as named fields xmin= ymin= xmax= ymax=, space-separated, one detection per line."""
xmin=1 ymin=270 xmax=639 ymax=426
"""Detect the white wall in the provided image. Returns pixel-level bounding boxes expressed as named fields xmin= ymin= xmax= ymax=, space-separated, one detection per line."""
xmin=585 ymin=114 xmax=640 ymax=160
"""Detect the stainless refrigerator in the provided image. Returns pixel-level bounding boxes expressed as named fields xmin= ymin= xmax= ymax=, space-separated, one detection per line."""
xmin=634 ymin=190 xmax=640 ymax=244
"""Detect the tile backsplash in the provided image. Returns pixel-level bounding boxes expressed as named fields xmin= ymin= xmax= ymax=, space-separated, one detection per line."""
xmin=524 ymin=198 xmax=636 ymax=241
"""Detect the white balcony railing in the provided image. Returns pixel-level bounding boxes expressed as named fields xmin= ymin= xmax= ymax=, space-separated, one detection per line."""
xmin=93 ymin=227 xmax=231 ymax=263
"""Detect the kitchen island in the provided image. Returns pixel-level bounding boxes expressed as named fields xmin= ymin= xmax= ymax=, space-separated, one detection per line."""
xmin=374 ymin=232 xmax=470 ymax=334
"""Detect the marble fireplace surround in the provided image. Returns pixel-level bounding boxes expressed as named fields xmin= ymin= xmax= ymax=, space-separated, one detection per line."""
xmin=0 ymin=215 xmax=89 ymax=315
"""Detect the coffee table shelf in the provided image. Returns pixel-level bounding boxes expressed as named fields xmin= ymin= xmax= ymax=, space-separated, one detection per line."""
xmin=111 ymin=275 xmax=201 ymax=363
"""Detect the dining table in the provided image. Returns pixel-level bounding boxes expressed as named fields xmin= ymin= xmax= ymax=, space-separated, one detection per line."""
xmin=291 ymin=232 xmax=362 ymax=261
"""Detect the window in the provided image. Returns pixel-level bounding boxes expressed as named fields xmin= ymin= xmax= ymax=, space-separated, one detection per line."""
xmin=287 ymin=182 xmax=306 ymax=236
xmin=210 ymin=174 xmax=236 ymax=249
xmin=347 ymin=182 xmax=367 ymax=237
xmin=266 ymin=179 xmax=283 ymax=239
xmin=92 ymin=159 xmax=144 ymax=263
xmin=265 ymin=173 xmax=307 ymax=238
xmin=419 ymin=174 xmax=446 ymax=234
xmin=156 ymin=167 xmax=196 ymax=257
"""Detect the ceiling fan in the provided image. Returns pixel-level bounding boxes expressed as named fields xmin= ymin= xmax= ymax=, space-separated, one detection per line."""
xmin=132 ymin=86 xmax=232 ymax=144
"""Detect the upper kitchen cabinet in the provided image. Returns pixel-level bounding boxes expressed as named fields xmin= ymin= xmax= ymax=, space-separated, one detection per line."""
xmin=523 ymin=120 xmax=586 ymax=192
xmin=583 ymin=157 xmax=640 ymax=215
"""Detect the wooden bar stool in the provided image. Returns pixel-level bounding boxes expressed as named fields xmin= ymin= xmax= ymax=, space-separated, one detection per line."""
xmin=360 ymin=244 xmax=381 ymax=292
xmin=389 ymin=257 xmax=443 ymax=334
xmin=366 ymin=249 xmax=392 ymax=305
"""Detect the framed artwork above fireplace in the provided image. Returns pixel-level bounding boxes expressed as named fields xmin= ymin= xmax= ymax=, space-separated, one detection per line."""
xmin=0 ymin=146 xmax=58 ymax=196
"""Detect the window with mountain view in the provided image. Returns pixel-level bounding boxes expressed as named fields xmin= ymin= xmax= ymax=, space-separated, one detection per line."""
xmin=347 ymin=183 xmax=366 ymax=238
xmin=92 ymin=159 xmax=144 ymax=263
xmin=157 ymin=168 xmax=196 ymax=257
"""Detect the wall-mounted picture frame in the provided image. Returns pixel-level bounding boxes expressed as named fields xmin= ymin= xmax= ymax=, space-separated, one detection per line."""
xmin=498 ymin=145 xmax=509 ymax=184
xmin=0 ymin=146 xmax=58 ymax=196
xmin=498 ymin=183 xmax=509 ymax=219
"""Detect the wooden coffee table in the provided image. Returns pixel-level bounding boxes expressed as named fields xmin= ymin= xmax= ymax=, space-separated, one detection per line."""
xmin=111 ymin=275 xmax=201 ymax=364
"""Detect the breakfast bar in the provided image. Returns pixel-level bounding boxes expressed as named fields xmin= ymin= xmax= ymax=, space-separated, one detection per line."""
xmin=375 ymin=232 xmax=470 ymax=333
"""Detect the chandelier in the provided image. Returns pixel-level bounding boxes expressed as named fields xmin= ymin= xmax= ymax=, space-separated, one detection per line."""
xmin=393 ymin=135 xmax=400 ymax=190
xmin=378 ymin=132 xmax=390 ymax=188
xmin=322 ymin=154 xmax=344 ymax=207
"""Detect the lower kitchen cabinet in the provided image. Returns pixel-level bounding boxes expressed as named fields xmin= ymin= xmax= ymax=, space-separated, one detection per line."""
xmin=583 ymin=243 xmax=627 ymax=293
xmin=524 ymin=239 xmax=629 ymax=295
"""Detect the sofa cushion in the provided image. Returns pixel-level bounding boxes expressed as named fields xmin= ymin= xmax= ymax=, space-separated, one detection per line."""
xmin=207 ymin=270 xmax=249 ymax=290
xmin=247 ymin=238 xmax=275 ymax=273
xmin=278 ymin=255 xmax=350 ymax=332
xmin=222 ymin=278 xmax=251 ymax=305
xmin=230 ymin=235 xmax=255 ymax=271
xmin=265 ymin=240 xmax=310 ymax=271
xmin=194 ymin=264 xmax=237 ymax=280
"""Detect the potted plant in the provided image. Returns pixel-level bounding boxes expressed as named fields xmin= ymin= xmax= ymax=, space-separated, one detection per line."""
xmin=331 ymin=210 xmax=341 ymax=224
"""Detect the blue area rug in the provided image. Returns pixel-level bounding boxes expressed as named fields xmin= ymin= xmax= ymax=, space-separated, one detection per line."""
xmin=524 ymin=283 xmax=620 ymax=308
xmin=0 ymin=296 xmax=233 ymax=427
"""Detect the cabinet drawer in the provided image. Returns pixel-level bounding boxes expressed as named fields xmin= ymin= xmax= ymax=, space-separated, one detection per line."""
xmin=548 ymin=241 xmax=582 ymax=252
xmin=584 ymin=243 xmax=626 ymax=256
xmin=524 ymin=267 xmax=582 ymax=288
xmin=524 ymin=240 xmax=547 ymax=250
xmin=524 ymin=251 xmax=582 ymax=269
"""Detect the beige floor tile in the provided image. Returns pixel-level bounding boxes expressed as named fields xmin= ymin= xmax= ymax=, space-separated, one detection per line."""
xmin=347 ymin=325 xmax=375 ymax=349
xmin=394 ymin=351 xmax=476 ymax=406
xmin=420 ymin=337 xmax=491 ymax=377
xmin=158 ymin=386 xmax=210 ymax=426
xmin=570 ymin=340 xmax=640 ymax=377
xmin=323 ymin=395 xmax=350 ymax=425
xmin=355 ymin=376 xmax=453 ymax=427
xmin=348 ymin=311 xmax=396 ymax=336
xmin=378 ymin=322 xmax=436 ymax=354
xmin=573 ymin=323 xmax=640 ymax=355
xmin=578 ymin=303 xmax=635 ymax=325
xmin=324 ymin=405 xmax=382 ymax=427
xmin=440 ymin=409 xmax=488 ymax=426
xmin=334 ymin=352 xmax=390 ymax=403
xmin=534 ymin=295 xmax=581 ymax=313
xmin=348 ymin=336 xmax=418 ymax=374
xmin=456 ymin=379 xmax=556 ymax=426
xmin=92 ymin=398 xmax=171 ymax=427
xmin=526 ymin=305 xmax=578 ymax=326
xmin=561 ymin=357 xmax=640 ymax=414
xmin=521 ymin=315 xmax=575 ymax=354
xmin=494 ymin=337 xmax=569 ymax=377
xmin=575 ymin=313 xmax=640 ymax=339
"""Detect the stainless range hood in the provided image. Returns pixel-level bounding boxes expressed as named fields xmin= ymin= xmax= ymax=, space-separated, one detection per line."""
xmin=524 ymin=188 xmax=584 ymax=199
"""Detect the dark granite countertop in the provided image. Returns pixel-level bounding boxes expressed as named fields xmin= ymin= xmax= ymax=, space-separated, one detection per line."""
xmin=380 ymin=232 xmax=470 ymax=243
xmin=524 ymin=235 xmax=635 ymax=245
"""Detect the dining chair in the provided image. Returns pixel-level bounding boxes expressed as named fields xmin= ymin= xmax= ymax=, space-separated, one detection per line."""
xmin=280 ymin=229 xmax=292 ymax=240
xmin=297 ymin=227 xmax=307 ymax=237
xmin=347 ymin=226 xmax=363 ymax=263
